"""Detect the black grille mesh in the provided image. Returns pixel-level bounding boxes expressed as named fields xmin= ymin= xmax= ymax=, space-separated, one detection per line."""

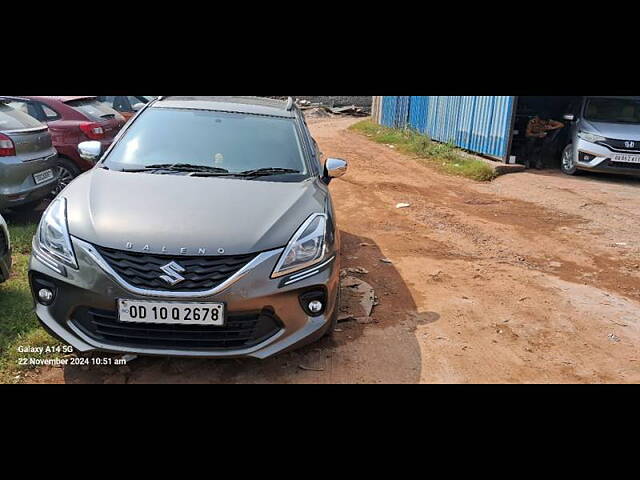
xmin=607 ymin=161 xmax=640 ymax=170
xmin=72 ymin=307 xmax=281 ymax=350
xmin=95 ymin=246 xmax=256 ymax=292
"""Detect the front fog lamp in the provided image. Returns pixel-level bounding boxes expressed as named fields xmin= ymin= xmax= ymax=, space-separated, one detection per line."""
xmin=299 ymin=290 xmax=327 ymax=317
xmin=38 ymin=288 xmax=54 ymax=305
xmin=272 ymin=214 xmax=327 ymax=277
xmin=36 ymin=197 xmax=78 ymax=269
xmin=579 ymin=152 xmax=596 ymax=162
xmin=308 ymin=300 xmax=323 ymax=313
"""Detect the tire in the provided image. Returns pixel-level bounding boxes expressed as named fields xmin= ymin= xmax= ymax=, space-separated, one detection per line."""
xmin=560 ymin=144 xmax=579 ymax=175
xmin=51 ymin=157 xmax=81 ymax=197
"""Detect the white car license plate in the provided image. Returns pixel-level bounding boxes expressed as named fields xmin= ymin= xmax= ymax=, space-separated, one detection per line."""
xmin=33 ymin=168 xmax=54 ymax=185
xmin=612 ymin=154 xmax=640 ymax=164
xmin=118 ymin=299 xmax=225 ymax=326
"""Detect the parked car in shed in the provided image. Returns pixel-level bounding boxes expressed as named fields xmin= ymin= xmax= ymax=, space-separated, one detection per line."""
xmin=0 ymin=213 xmax=11 ymax=283
xmin=560 ymin=96 xmax=640 ymax=176
xmin=0 ymin=99 xmax=59 ymax=212
xmin=96 ymin=96 xmax=156 ymax=120
xmin=0 ymin=96 xmax=126 ymax=194
xmin=376 ymin=96 xmax=640 ymax=177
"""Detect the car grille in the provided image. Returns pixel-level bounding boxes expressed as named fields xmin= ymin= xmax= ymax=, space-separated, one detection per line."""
xmin=72 ymin=307 xmax=282 ymax=350
xmin=94 ymin=246 xmax=256 ymax=292
xmin=607 ymin=161 xmax=640 ymax=170
xmin=599 ymin=139 xmax=640 ymax=152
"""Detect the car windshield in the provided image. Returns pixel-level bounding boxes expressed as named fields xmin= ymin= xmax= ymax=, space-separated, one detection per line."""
xmin=0 ymin=102 xmax=44 ymax=131
xmin=584 ymin=97 xmax=640 ymax=124
xmin=103 ymin=108 xmax=308 ymax=176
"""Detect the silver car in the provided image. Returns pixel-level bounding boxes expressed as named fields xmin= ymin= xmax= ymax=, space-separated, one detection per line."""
xmin=0 ymin=100 xmax=59 ymax=211
xmin=0 ymin=213 xmax=10 ymax=283
xmin=29 ymin=96 xmax=348 ymax=359
xmin=561 ymin=96 xmax=640 ymax=176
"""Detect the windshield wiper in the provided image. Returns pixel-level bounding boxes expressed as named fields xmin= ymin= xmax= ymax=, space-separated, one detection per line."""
xmin=147 ymin=163 xmax=230 ymax=173
xmin=120 ymin=163 xmax=230 ymax=174
xmin=237 ymin=167 xmax=301 ymax=177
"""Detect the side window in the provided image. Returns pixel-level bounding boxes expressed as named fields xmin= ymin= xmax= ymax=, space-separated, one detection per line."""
xmin=113 ymin=96 xmax=133 ymax=112
xmin=128 ymin=96 xmax=145 ymax=109
xmin=8 ymin=100 xmax=46 ymax=122
xmin=39 ymin=103 xmax=60 ymax=121
xmin=6 ymin=100 xmax=30 ymax=115
xmin=97 ymin=96 xmax=115 ymax=105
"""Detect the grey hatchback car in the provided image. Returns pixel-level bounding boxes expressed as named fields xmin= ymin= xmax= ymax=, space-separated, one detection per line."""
xmin=29 ymin=96 xmax=348 ymax=359
xmin=0 ymin=100 xmax=58 ymax=211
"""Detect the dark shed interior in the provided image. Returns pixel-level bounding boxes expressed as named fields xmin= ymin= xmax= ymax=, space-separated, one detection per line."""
xmin=510 ymin=96 xmax=582 ymax=168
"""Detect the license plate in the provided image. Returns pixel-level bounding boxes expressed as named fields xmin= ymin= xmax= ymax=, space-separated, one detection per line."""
xmin=33 ymin=169 xmax=54 ymax=185
xmin=118 ymin=299 xmax=225 ymax=326
xmin=612 ymin=154 xmax=640 ymax=164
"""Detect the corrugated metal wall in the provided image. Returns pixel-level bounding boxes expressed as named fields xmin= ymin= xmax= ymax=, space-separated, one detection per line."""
xmin=381 ymin=96 xmax=412 ymax=128
xmin=377 ymin=96 xmax=516 ymax=160
xmin=409 ymin=96 xmax=429 ymax=132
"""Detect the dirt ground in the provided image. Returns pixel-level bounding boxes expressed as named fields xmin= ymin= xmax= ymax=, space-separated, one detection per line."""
xmin=31 ymin=116 xmax=640 ymax=383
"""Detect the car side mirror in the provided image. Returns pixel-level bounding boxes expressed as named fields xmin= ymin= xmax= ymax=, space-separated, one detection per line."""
xmin=132 ymin=102 xmax=145 ymax=112
xmin=563 ymin=113 xmax=575 ymax=121
xmin=78 ymin=141 xmax=102 ymax=163
xmin=323 ymin=157 xmax=348 ymax=184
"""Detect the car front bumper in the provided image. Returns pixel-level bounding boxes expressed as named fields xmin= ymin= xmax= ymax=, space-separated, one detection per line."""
xmin=575 ymin=138 xmax=640 ymax=175
xmin=29 ymin=236 xmax=340 ymax=359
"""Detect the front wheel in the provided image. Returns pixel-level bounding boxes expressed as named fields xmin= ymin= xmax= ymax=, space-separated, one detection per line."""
xmin=561 ymin=144 xmax=578 ymax=175
xmin=51 ymin=158 xmax=81 ymax=197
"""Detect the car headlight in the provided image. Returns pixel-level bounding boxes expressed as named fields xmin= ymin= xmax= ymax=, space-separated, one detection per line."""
xmin=36 ymin=197 xmax=78 ymax=269
xmin=272 ymin=213 xmax=327 ymax=278
xmin=578 ymin=131 xmax=606 ymax=144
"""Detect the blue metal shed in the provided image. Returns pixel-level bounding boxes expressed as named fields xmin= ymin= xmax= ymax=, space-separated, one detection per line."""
xmin=381 ymin=96 xmax=412 ymax=128
xmin=378 ymin=96 xmax=517 ymax=161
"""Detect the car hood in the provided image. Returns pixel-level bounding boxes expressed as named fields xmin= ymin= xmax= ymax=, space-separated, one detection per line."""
xmin=65 ymin=168 xmax=327 ymax=255
xmin=580 ymin=119 xmax=640 ymax=141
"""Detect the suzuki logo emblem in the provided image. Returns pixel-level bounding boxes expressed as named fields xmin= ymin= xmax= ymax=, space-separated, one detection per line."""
xmin=160 ymin=261 xmax=186 ymax=286
xmin=625 ymin=141 xmax=635 ymax=148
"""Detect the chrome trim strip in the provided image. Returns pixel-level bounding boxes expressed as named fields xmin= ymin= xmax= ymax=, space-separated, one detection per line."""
xmin=284 ymin=270 xmax=320 ymax=286
xmin=73 ymin=236 xmax=284 ymax=299
xmin=283 ymin=256 xmax=336 ymax=286
xmin=33 ymin=249 xmax=66 ymax=276
xmin=597 ymin=141 xmax=640 ymax=154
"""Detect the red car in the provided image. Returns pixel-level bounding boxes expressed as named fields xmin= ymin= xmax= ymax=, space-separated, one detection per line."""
xmin=1 ymin=96 xmax=126 ymax=193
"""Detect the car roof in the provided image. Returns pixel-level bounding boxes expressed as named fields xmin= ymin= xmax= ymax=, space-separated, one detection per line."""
xmin=151 ymin=96 xmax=296 ymax=118
xmin=2 ymin=96 xmax=96 ymax=104
xmin=27 ymin=96 xmax=97 ymax=103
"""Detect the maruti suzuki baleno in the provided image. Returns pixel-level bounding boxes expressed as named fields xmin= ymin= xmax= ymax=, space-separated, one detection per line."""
xmin=29 ymin=96 xmax=348 ymax=359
